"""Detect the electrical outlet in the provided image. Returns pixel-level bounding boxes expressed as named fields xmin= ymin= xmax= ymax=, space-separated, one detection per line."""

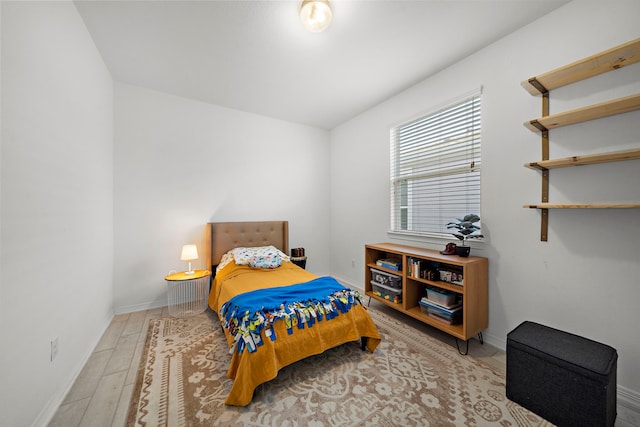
xmin=351 ymin=259 xmax=356 ymax=268
xmin=51 ymin=337 xmax=59 ymax=362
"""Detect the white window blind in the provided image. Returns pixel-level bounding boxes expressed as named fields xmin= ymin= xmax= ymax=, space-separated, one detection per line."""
xmin=390 ymin=92 xmax=481 ymax=236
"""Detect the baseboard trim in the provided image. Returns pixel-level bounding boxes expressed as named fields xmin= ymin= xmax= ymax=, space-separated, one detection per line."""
xmin=481 ymin=330 xmax=506 ymax=350
xmin=114 ymin=300 xmax=167 ymax=315
xmin=332 ymin=274 xmax=363 ymax=294
xmin=618 ymin=385 xmax=640 ymax=425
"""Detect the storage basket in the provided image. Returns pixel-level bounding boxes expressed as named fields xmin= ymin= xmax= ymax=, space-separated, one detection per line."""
xmin=370 ymin=268 xmax=402 ymax=289
xmin=507 ymin=321 xmax=617 ymax=426
xmin=426 ymin=287 xmax=457 ymax=307
xmin=371 ymin=281 xmax=402 ymax=304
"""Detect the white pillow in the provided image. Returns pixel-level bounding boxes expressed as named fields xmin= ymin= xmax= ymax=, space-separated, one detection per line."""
xmin=216 ymin=252 xmax=235 ymax=273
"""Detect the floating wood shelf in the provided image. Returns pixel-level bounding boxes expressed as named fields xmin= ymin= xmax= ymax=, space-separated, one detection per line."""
xmin=522 ymin=38 xmax=640 ymax=95
xmin=524 ymin=93 xmax=640 ymax=132
xmin=525 ymin=148 xmax=640 ymax=170
xmin=524 ymin=203 xmax=640 ymax=209
xmin=522 ymin=38 xmax=640 ymax=241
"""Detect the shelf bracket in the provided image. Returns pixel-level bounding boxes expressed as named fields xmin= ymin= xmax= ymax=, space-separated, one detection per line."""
xmin=541 ymin=167 xmax=549 ymax=241
xmin=528 ymin=77 xmax=549 ymax=95
xmin=540 ymin=208 xmax=549 ymax=241
xmin=540 ymin=93 xmax=550 ymax=241
xmin=529 ymin=120 xmax=549 ymax=132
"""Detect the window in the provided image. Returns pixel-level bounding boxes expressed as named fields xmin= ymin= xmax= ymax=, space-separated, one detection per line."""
xmin=390 ymin=91 xmax=481 ymax=237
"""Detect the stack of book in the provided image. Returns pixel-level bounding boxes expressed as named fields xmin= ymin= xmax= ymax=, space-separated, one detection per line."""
xmin=407 ymin=257 xmax=439 ymax=280
xmin=376 ymin=258 xmax=401 ymax=271
xmin=419 ymin=296 xmax=462 ymax=325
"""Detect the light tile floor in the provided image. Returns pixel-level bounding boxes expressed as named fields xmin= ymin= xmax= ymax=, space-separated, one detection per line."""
xmin=48 ymin=302 xmax=638 ymax=426
xmin=49 ymin=307 xmax=171 ymax=427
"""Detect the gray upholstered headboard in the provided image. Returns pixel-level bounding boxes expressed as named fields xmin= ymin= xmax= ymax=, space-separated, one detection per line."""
xmin=207 ymin=221 xmax=289 ymax=269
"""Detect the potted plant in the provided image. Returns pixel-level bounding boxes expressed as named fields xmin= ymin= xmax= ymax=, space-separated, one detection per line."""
xmin=446 ymin=214 xmax=483 ymax=257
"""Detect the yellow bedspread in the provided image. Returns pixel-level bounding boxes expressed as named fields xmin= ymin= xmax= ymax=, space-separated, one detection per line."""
xmin=208 ymin=261 xmax=382 ymax=406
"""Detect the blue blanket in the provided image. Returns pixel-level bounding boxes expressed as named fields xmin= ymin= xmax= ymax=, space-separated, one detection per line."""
xmin=220 ymin=276 xmax=364 ymax=353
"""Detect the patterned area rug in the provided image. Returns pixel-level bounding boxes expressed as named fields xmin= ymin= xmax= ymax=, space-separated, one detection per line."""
xmin=128 ymin=308 xmax=551 ymax=426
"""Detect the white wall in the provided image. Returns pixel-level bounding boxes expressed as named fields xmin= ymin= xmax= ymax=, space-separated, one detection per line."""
xmin=2 ymin=1 xmax=638 ymax=425
xmin=0 ymin=2 xmax=114 ymax=426
xmin=113 ymin=83 xmax=331 ymax=313
xmin=330 ymin=0 xmax=640 ymax=412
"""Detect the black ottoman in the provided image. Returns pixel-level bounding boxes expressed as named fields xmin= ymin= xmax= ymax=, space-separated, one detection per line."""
xmin=506 ymin=321 xmax=617 ymax=427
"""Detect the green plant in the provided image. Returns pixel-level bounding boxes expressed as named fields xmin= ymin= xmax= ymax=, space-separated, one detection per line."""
xmin=446 ymin=214 xmax=483 ymax=246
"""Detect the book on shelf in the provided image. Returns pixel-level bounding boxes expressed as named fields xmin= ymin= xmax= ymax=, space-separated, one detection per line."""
xmin=407 ymin=257 xmax=435 ymax=279
xmin=408 ymin=257 xmax=421 ymax=278
xmin=420 ymin=297 xmax=462 ymax=313
xmin=407 ymin=257 xmax=442 ymax=281
xmin=428 ymin=312 xmax=460 ymax=325
xmin=421 ymin=302 xmax=462 ymax=324
xmin=376 ymin=258 xmax=401 ymax=271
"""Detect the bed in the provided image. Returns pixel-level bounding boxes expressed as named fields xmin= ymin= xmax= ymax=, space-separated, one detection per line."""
xmin=206 ymin=221 xmax=381 ymax=406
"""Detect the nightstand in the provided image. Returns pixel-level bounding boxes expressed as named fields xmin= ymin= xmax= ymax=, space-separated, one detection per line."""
xmin=291 ymin=256 xmax=307 ymax=269
xmin=164 ymin=269 xmax=211 ymax=318
xmin=291 ymin=247 xmax=307 ymax=269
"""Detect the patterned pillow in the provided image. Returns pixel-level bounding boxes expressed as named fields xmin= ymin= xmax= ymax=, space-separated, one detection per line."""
xmin=231 ymin=246 xmax=286 ymax=269
xmin=248 ymin=253 xmax=282 ymax=269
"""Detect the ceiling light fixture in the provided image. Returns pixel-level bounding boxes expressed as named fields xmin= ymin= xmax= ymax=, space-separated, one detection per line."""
xmin=300 ymin=0 xmax=333 ymax=33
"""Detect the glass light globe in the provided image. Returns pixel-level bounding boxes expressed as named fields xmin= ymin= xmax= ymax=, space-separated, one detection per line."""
xmin=300 ymin=0 xmax=333 ymax=33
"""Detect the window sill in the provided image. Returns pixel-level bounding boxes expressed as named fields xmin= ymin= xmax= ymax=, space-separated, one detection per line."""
xmin=387 ymin=230 xmax=485 ymax=250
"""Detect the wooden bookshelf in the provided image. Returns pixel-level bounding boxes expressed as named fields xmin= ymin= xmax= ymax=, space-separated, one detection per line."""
xmin=365 ymin=243 xmax=488 ymax=348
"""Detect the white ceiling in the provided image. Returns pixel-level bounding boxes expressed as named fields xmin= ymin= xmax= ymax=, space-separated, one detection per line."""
xmin=75 ymin=0 xmax=569 ymax=129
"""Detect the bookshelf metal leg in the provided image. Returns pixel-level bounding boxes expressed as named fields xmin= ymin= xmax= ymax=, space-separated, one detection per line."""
xmin=455 ymin=338 xmax=469 ymax=355
xmin=455 ymin=332 xmax=484 ymax=356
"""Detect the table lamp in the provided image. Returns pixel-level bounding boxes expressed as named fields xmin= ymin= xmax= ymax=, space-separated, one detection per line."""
xmin=180 ymin=244 xmax=198 ymax=275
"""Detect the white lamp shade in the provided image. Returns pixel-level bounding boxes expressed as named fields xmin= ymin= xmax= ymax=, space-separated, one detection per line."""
xmin=180 ymin=244 xmax=199 ymax=261
xmin=300 ymin=0 xmax=333 ymax=33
